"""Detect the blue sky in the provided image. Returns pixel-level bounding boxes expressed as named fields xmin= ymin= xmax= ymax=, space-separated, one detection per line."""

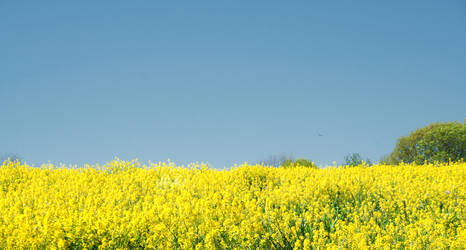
xmin=1 ymin=1 xmax=465 ymax=168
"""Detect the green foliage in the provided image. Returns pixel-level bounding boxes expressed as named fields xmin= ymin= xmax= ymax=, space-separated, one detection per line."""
xmin=281 ymin=158 xmax=317 ymax=168
xmin=386 ymin=121 xmax=466 ymax=164
xmin=343 ymin=153 xmax=372 ymax=166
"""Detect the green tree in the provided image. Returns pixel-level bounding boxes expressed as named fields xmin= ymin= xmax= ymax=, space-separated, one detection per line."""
xmin=343 ymin=153 xmax=372 ymax=166
xmin=386 ymin=121 xmax=465 ymax=164
xmin=282 ymin=158 xmax=317 ymax=168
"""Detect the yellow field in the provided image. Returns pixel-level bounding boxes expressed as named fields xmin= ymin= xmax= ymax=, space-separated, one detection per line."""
xmin=0 ymin=160 xmax=464 ymax=249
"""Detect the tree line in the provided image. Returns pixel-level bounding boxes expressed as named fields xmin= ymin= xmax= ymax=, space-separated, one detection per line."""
xmin=2 ymin=121 xmax=465 ymax=167
xmin=260 ymin=121 xmax=465 ymax=167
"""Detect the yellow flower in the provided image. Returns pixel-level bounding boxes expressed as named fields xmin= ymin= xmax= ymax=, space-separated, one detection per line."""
xmin=0 ymin=159 xmax=463 ymax=249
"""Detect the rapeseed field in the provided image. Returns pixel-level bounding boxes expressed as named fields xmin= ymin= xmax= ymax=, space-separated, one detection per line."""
xmin=0 ymin=159 xmax=464 ymax=249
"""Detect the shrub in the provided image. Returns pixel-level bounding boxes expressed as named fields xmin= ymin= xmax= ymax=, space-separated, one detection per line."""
xmin=343 ymin=153 xmax=372 ymax=166
xmin=282 ymin=158 xmax=317 ymax=168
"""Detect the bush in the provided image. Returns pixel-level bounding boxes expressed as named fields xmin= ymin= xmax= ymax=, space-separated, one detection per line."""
xmin=282 ymin=158 xmax=317 ymax=168
xmin=343 ymin=153 xmax=372 ymax=166
xmin=386 ymin=121 xmax=465 ymax=164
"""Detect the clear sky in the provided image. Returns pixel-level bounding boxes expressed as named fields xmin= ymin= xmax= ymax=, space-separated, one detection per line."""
xmin=1 ymin=1 xmax=465 ymax=168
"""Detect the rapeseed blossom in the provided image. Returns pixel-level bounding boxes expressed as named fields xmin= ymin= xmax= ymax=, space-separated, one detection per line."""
xmin=0 ymin=159 xmax=464 ymax=249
